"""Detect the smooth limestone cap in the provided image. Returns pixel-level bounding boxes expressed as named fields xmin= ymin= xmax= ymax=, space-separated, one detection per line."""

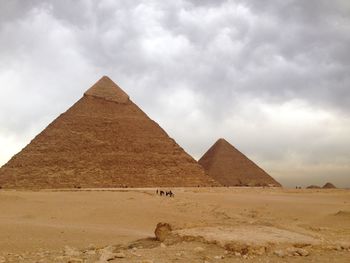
xmin=84 ymin=76 xmax=130 ymax=103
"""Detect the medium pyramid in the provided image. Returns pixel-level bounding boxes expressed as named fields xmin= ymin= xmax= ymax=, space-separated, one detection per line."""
xmin=0 ymin=76 xmax=218 ymax=188
xmin=198 ymin=138 xmax=281 ymax=187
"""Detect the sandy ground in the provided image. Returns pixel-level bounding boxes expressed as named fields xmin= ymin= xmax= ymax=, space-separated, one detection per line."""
xmin=0 ymin=187 xmax=349 ymax=262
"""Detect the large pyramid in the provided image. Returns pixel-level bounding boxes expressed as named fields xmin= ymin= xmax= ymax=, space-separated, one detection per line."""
xmin=198 ymin=138 xmax=281 ymax=187
xmin=0 ymin=76 xmax=218 ymax=188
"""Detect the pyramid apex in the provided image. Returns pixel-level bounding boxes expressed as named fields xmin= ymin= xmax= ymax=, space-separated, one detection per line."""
xmin=84 ymin=76 xmax=130 ymax=103
xmin=215 ymin=138 xmax=231 ymax=147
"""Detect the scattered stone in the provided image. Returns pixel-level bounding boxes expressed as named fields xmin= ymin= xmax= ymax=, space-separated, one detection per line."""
xmin=139 ymin=260 xmax=154 ymax=263
xmin=234 ymin=252 xmax=241 ymax=257
xmin=0 ymin=256 xmax=6 ymax=263
xmin=274 ymin=250 xmax=285 ymax=257
xmin=286 ymin=247 xmax=298 ymax=256
xmin=296 ymin=248 xmax=309 ymax=256
xmin=194 ymin=247 xmax=205 ymax=253
xmin=68 ymin=258 xmax=83 ymax=263
xmin=160 ymin=243 xmax=166 ymax=248
xmin=86 ymin=250 xmax=96 ymax=255
xmin=64 ymin=246 xmax=80 ymax=257
xmin=325 ymin=245 xmax=336 ymax=250
xmin=115 ymin=252 xmax=126 ymax=258
xmin=87 ymin=244 xmax=96 ymax=250
xmin=99 ymin=251 xmax=118 ymax=262
xmin=285 ymin=247 xmax=309 ymax=257
xmin=290 ymin=247 xmax=304 ymax=256
xmin=154 ymin=222 xmax=172 ymax=242
xmin=132 ymin=253 xmax=142 ymax=257
xmin=36 ymin=252 xmax=46 ymax=258
xmin=293 ymin=242 xmax=310 ymax=248
xmin=14 ymin=255 xmax=24 ymax=260
xmin=336 ymin=246 xmax=343 ymax=251
xmin=100 ymin=245 xmax=116 ymax=253
xmin=253 ymin=247 xmax=266 ymax=255
xmin=339 ymin=242 xmax=350 ymax=250
xmin=175 ymin=251 xmax=185 ymax=257
xmin=203 ymin=255 xmax=211 ymax=261
xmin=224 ymin=243 xmax=249 ymax=255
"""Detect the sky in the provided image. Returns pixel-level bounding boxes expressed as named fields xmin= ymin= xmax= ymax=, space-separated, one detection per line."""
xmin=0 ymin=0 xmax=349 ymax=188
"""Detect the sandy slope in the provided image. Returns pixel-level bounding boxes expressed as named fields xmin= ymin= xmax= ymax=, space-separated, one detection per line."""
xmin=0 ymin=187 xmax=349 ymax=262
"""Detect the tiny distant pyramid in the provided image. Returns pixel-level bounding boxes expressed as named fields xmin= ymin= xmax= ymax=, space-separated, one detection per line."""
xmin=0 ymin=76 xmax=218 ymax=188
xmin=198 ymin=138 xmax=281 ymax=187
xmin=322 ymin=182 xmax=336 ymax=189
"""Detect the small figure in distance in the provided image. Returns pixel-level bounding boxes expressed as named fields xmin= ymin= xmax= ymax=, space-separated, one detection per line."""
xmin=156 ymin=189 xmax=159 ymax=195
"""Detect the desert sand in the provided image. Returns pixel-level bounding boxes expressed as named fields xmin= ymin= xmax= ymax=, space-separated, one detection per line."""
xmin=0 ymin=187 xmax=349 ymax=262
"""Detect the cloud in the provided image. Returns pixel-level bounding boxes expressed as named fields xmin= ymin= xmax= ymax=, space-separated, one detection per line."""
xmin=0 ymin=0 xmax=349 ymax=187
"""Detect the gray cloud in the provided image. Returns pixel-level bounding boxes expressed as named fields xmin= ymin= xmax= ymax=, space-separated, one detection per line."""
xmin=0 ymin=0 xmax=349 ymax=187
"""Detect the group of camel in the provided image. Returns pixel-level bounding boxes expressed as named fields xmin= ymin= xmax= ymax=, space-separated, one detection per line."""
xmin=156 ymin=189 xmax=174 ymax=197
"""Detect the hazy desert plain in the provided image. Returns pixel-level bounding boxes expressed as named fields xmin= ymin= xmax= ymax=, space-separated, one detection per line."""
xmin=0 ymin=187 xmax=349 ymax=262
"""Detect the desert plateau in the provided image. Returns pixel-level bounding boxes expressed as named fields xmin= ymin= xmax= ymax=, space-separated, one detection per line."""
xmin=0 ymin=187 xmax=349 ymax=262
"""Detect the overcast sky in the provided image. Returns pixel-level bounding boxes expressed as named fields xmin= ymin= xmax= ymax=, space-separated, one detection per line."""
xmin=1 ymin=0 xmax=349 ymax=188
